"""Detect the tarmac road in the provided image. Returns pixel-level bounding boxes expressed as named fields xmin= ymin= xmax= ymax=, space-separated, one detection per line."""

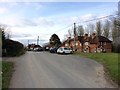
xmin=9 ymin=51 xmax=114 ymax=88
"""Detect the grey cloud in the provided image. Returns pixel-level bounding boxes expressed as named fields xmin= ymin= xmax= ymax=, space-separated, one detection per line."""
xmin=11 ymin=32 xmax=48 ymax=46
xmin=16 ymin=17 xmax=55 ymax=27
xmin=11 ymin=38 xmax=48 ymax=46
xmin=2 ymin=17 xmax=55 ymax=27
xmin=35 ymin=17 xmax=55 ymax=27
xmin=11 ymin=33 xmax=33 ymax=38
xmin=13 ymin=18 xmax=38 ymax=27
xmin=22 ymin=19 xmax=38 ymax=27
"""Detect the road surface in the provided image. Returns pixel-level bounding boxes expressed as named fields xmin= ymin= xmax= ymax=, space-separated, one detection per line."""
xmin=7 ymin=51 xmax=114 ymax=88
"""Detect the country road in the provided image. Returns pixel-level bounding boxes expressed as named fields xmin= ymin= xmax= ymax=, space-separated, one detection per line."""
xmin=5 ymin=51 xmax=114 ymax=88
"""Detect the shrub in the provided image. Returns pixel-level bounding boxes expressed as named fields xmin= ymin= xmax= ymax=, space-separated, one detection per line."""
xmin=4 ymin=39 xmax=25 ymax=56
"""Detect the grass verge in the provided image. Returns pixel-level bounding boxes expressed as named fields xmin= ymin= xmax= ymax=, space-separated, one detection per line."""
xmin=2 ymin=61 xmax=14 ymax=88
xmin=0 ymin=61 xmax=2 ymax=89
xmin=75 ymin=52 xmax=119 ymax=85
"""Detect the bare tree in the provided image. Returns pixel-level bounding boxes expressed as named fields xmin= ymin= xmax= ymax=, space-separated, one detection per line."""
xmin=77 ymin=25 xmax=84 ymax=36
xmin=68 ymin=29 xmax=72 ymax=38
xmin=111 ymin=1 xmax=120 ymax=53
xmin=0 ymin=25 xmax=6 ymax=41
xmin=96 ymin=21 xmax=102 ymax=36
xmin=63 ymin=34 xmax=68 ymax=41
xmin=103 ymin=20 xmax=110 ymax=38
xmin=0 ymin=24 xmax=11 ymax=39
xmin=112 ymin=18 xmax=119 ymax=42
xmin=111 ymin=17 xmax=120 ymax=52
xmin=87 ymin=23 xmax=95 ymax=35
xmin=84 ymin=26 xmax=89 ymax=35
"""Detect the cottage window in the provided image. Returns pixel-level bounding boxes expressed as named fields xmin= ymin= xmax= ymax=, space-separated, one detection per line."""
xmin=80 ymin=43 xmax=81 ymax=46
xmin=76 ymin=42 xmax=78 ymax=46
xmin=104 ymin=42 xmax=106 ymax=45
xmin=65 ymin=43 xmax=68 ymax=46
xmin=72 ymin=42 xmax=74 ymax=46
xmin=85 ymin=42 xmax=88 ymax=45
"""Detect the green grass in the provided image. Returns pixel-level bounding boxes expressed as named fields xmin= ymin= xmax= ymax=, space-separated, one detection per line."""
xmin=75 ymin=52 xmax=119 ymax=85
xmin=0 ymin=61 xmax=2 ymax=89
xmin=2 ymin=61 xmax=14 ymax=88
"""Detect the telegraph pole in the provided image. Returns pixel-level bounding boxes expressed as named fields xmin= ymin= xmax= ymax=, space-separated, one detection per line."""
xmin=28 ymin=40 xmax=29 ymax=45
xmin=74 ymin=23 xmax=76 ymax=51
xmin=37 ymin=36 xmax=39 ymax=45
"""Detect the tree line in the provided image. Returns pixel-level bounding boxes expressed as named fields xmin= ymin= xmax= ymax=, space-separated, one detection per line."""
xmin=0 ymin=25 xmax=25 ymax=57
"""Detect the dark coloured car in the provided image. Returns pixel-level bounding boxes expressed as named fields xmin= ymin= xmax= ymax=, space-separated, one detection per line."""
xmin=49 ymin=47 xmax=57 ymax=53
xmin=37 ymin=48 xmax=43 ymax=51
xmin=34 ymin=47 xmax=43 ymax=51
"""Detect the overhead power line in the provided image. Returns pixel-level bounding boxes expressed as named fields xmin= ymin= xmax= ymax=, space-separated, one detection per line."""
xmin=44 ymin=23 xmax=73 ymax=36
xmin=40 ymin=14 xmax=117 ymax=36
xmin=76 ymin=14 xmax=117 ymax=24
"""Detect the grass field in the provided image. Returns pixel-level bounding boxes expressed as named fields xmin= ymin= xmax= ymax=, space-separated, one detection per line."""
xmin=75 ymin=52 xmax=119 ymax=85
xmin=2 ymin=61 xmax=14 ymax=88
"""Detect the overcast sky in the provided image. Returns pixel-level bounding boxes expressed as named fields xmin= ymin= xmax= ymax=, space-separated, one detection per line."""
xmin=0 ymin=1 xmax=118 ymax=46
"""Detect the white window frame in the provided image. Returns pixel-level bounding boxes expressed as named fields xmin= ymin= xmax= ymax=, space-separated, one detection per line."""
xmin=65 ymin=43 xmax=68 ymax=46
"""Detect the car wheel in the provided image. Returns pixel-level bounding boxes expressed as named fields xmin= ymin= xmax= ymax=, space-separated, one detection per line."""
xmin=63 ymin=52 xmax=65 ymax=55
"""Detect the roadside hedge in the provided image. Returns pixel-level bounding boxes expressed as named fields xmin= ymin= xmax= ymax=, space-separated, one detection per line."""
xmin=2 ymin=39 xmax=26 ymax=57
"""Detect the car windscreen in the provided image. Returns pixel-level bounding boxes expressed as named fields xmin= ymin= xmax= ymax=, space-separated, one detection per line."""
xmin=60 ymin=48 xmax=63 ymax=51
xmin=64 ymin=48 xmax=70 ymax=50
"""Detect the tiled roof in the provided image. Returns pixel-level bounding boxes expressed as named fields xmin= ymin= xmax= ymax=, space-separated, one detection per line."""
xmin=98 ymin=36 xmax=112 ymax=42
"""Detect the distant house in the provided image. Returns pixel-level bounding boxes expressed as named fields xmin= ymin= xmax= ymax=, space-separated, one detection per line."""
xmin=61 ymin=33 xmax=112 ymax=53
xmin=27 ymin=44 xmax=35 ymax=50
xmin=27 ymin=44 xmax=42 ymax=51
xmin=43 ymin=43 xmax=53 ymax=51
xmin=61 ymin=36 xmax=83 ymax=52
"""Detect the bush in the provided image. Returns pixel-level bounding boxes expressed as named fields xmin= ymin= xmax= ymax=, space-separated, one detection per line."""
xmin=3 ymin=39 xmax=25 ymax=57
xmin=112 ymin=43 xmax=120 ymax=53
xmin=112 ymin=37 xmax=120 ymax=53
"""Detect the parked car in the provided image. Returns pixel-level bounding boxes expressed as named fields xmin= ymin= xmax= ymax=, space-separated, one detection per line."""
xmin=49 ymin=47 xmax=57 ymax=53
xmin=57 ymin=47 xmax=73 ymax=54
xmin=34 ymin=47 xmax=43 ymax=51
xmin=37 ymin=48 xmax=43 ymax=51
